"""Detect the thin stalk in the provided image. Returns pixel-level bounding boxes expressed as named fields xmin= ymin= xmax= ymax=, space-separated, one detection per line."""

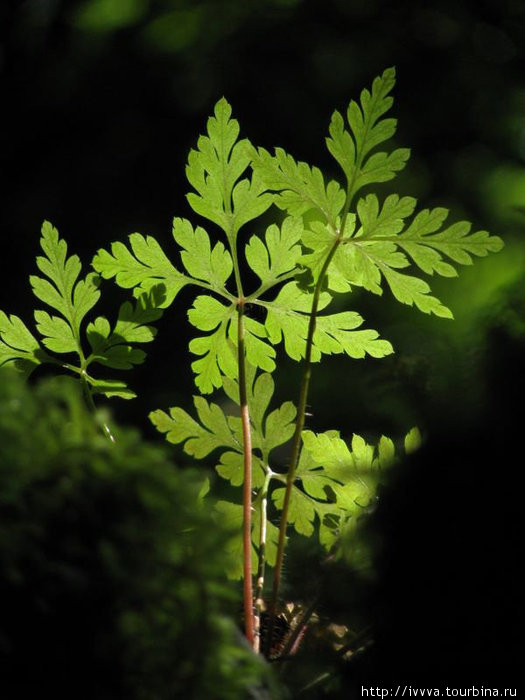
xmin=80 ymin=372 xmax=115 ymax=443
xmin=223 ymin=198 xmax=256 ymax=647
xmin=265 ymin=157 xmax=366 ymax=655
xmin=237 ymin=296 xmax=255 ymax=647
xmin=264 ymin=233 xmax=342 ymax=655
xmin=68 ymin=329 xmax=116 ymax=445
xmin=253 ymin=469 xmax=272 ymax=653
xmin=226 ymin=219 xmax=256 ymax=647
xmin=245 ymin=269 xmax=298 ymax=303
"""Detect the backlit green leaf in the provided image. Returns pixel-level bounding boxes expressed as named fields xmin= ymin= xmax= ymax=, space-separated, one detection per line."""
xmin=188 ymin=296 xmax=237 ymax=392
xmin=404 ymin=426 xmax=422 ymax=454
xmin=172 ymin=217 xmax=233 ymax=291
xmin=216 ymin=451 xmax=266 ymax=488
xmin=34 ymin=310 xmax=78 ymax=354
xmin=186 ymin=98 xmax=272 ymax=238
xmin=30 ymin=222 xmax=101 ymax=350
xmin=312 ymin=192 xmax=505 ymax=317
xmin=301 ymin=216 xmax=356 ymax=291
xmin=87 ymin=376 xmax=137 ymax=399
xmin=245 ymin=216 xmax=303 ymax=292
xmin=381 ymin=266 xmax=452 ymax=317
xmin=263 ymin=400 xmax=297 ymax=457
xmin=1 ymin=221 xmax=162 ymax=401
xmin=92 ymin=232 xmax=188 ymax=308
xmin=273 ymin=426 xmax=418 ymax=555
xmin=221 ymin=364 xmax=296 ymax=462
xmin=188 ymin=296 xmax=277 ymax=392
xmin=86 ymin=294 xmax=161 ymax=370
xmin=249 ymin=146 xmax=345 ymax=226
xmin=272 ymin=485 xmax=329 ymax=538
xmin=326 ymin=66 xmax=409 ymax=199
xmin=0 ymin=312 xmax=43 ymax=375
xmin=263 ymin=282 xmax=329 ymax=361
xmin=150 ymin=395 xmax=240 ymax=458
xmin=263 ymin=281 xmax=393 ymax=361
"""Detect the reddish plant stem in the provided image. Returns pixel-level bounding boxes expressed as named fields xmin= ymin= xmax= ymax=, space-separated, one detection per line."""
xmin=237 ymin=297 xmax=255 ymax=647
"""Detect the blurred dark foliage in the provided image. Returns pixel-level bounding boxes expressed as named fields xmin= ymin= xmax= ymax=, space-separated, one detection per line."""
xmin=274 ymin=319 xmax=525 ymax=696
xmin=0 ymin=371 xmax=276 ymax=699
xmin=330 ymin=314 xmax=525 ymax=694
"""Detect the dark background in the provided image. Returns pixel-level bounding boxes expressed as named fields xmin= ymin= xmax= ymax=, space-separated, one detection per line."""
xmin=2 ymin=0 xmax=524 ymax=689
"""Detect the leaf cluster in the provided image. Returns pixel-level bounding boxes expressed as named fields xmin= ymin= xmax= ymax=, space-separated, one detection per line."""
xmin=151 ymin=363 xmax=293 ymax=578
xmin=0 ymin=222 xmax=161 ymax=399
xmin=93 ymin=97 xmax=395 ymax=396
xmin=89 ymin=69 xmax=503 ymax=580
xmin=252 ymin=67 xmax=503 ymax=319
xmin=274 ymin=427 xmax=421 ymax=554
xmin=2 ymin=69 xmax=504 ymax=603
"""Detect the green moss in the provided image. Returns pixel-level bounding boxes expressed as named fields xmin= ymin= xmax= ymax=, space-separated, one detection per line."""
xmin=0 ymin=371 xmax=277 ymax=699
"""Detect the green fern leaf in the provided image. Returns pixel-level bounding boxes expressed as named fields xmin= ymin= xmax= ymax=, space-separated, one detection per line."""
xmin=299 ymin=430 xmax=356 ymax=493
xmin=150 ymin=391 xmax=267 ymax=487
xmin=302 ymin=214 xmax=451 ymax=318
xmin=272 ymin=442 xmax=336 ymax=538
xmin=216 ymin=451 xmax=266 ymax=488
xmin=263 ymin=281 xmax=393 ymax=361
xmin=263 ymin=400 xmax=297 ymax=456
xmin=237 ymin=316 xmax=277 ymax=373
xmin=326 ymin=66 xmax=410 ymax=198
xmin=188 ymin=296 xmax=276 ymax=393
xmin=273 ymin=427 xmax=415 ymax=553
xmin=221 ymin=365 xmax=297 ymax=461
xmin=381 ymin=266 xmax=452 ymax=317
xmin=272 ymin=485 xmax=331 ymax=538
xmin=1 ymin=222 xmax=161 ymax=400
xmin=33 ymin=310 xmax=78 ymax=354
xmin=186 ymin=97 xmax=272 ymax=239
xmin=249 ymin=146 xmax=345 ymax=226
xmin=86 ymin=294 xmax=162 ymax=370
xmin=0 ymin=312 xmax=44 ymax=375
xmin=310 ymin=193 xmax=504 ymax=317
xmin=187 ymin=296 xmax=237 ymax=393
xmin=88 ymin=376 xmax=138 ymax=399
xmin=356 ymin=193 xmax=417 ymax=240
xmin=172 ymin=217 xmax=233 ymax=291
xmin=245 ymin=216 xmax=303 ymax=293
xmin=300 ymin=216 xmax=356 ymax=291
xmin=150 ymin=395 xmax=241 ymax=458
xmin=92 ymin=232 xmax=188 ymax=308
xmin=396 ymin=208 xmax=504 ymax=270
xmin=356 ymin=193 xmax=504 ymax=271
xmin=151 ymin=360 xmax=295 ymax=500
xmin=262 ymin=282 xmax=329 ymax=361
xmin=30 ymin=221 xmax=100 ymax=354
xmin=189 ymin=325 xmax=238 ymax=394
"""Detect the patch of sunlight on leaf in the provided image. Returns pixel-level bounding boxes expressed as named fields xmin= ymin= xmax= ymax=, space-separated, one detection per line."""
xmin=72 ymin=0 xmax=147 ymax=32
xmin=428 ymin=238 xmax=525 ymax=335
xmin=482 ymin=165 xmax=525 ymax=221
xmin=142 ymin=9 xmax=204 ymax=52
